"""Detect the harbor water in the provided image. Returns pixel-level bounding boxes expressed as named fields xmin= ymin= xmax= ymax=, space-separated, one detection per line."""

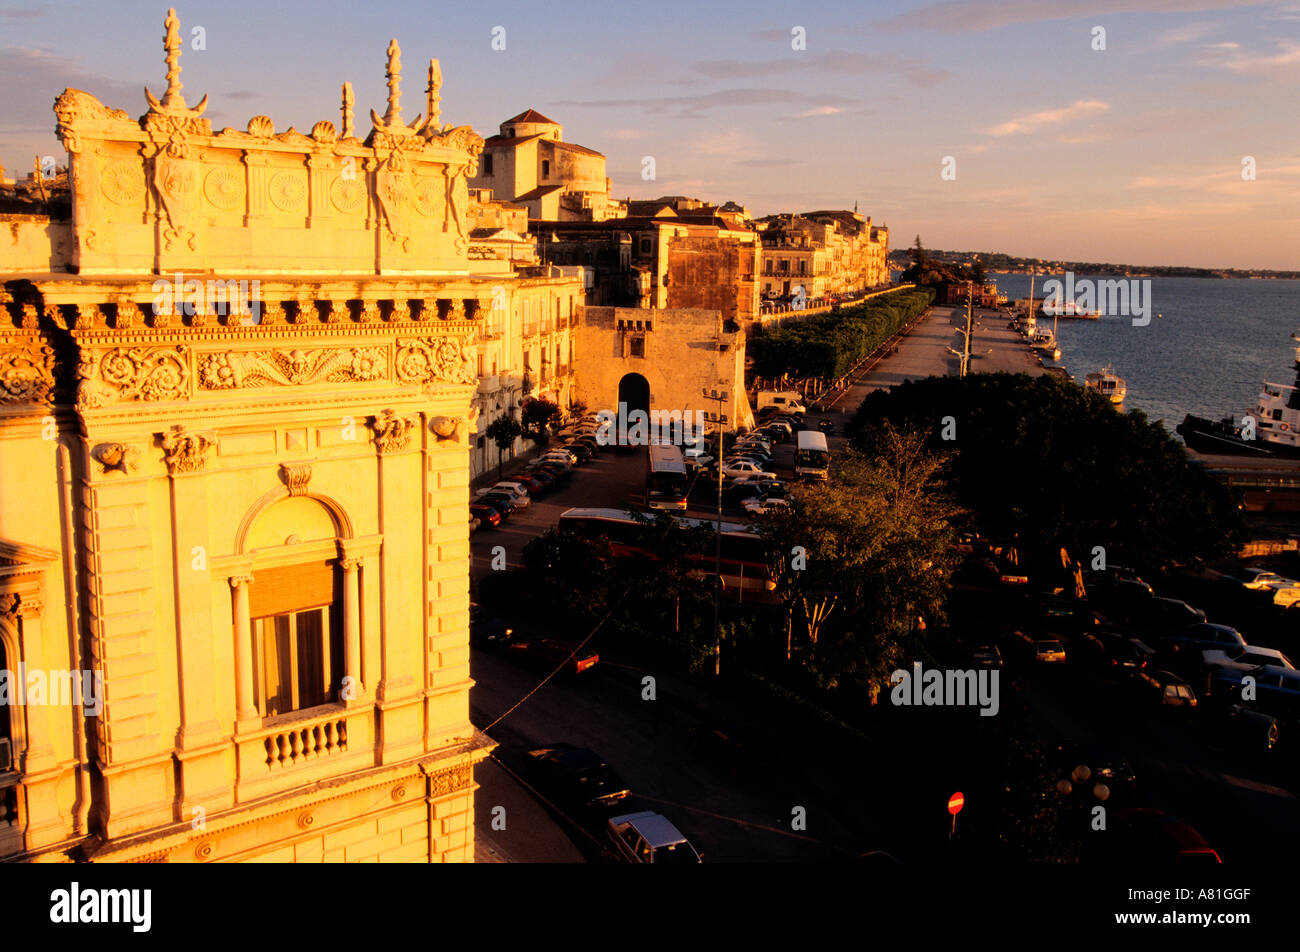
xmin=987 ymin=273 xmax=1300 ymax=432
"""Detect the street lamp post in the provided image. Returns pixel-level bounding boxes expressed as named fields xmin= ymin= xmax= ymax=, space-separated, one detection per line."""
xmin=702 ymin=387 xmax=728 ymax=676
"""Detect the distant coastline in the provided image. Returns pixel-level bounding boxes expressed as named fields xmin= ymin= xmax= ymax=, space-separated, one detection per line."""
xmin=886 ymin=248 xmax=1300 ymax=281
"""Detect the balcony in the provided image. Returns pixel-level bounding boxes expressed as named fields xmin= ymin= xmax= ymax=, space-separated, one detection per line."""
xmin=235 ymin=703 xmax=373 ymax=802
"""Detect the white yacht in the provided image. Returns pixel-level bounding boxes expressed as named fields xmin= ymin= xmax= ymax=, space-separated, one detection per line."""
xmin=1085 ymin=366 xmax=1126 ymax=404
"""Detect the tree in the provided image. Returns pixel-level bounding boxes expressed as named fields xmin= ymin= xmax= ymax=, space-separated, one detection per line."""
xmin=521 ymin=397 xmax=562 ymax=446
xmin=484 ymin=413 xmax=523 ymax=480
xmin=969 ymin=254 xmax=986 ymax=286
xmin=848 ymin=373 xmax=1247 ymax=574
xmin=910 ymin=234 xmax=927 ymax=269
xmin=758 ymin=424 xmax=962 ymax=692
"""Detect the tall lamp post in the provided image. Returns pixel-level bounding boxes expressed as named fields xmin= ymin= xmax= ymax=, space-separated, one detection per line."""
xmin=702 ymin=387 xmax=728 ymax=676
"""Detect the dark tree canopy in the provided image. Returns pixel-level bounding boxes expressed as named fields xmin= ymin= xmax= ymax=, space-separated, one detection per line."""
xmin=848 ymin=373 xmax=1246 ymax=574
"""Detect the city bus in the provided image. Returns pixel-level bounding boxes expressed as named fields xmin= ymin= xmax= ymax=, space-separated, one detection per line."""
xmin=646 ymin=444 xmax=689 ymax=510
xmin=795 ymin=430 xmax=829 ymax=480
xmin=557 ymin=507 xmax=778 ymax=601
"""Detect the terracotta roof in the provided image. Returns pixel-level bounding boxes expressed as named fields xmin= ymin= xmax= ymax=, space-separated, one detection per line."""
xmin=483 ymin=134 xmax=544 ymax=148
xmin=504 ymin=108 xmax=559 ymax=125
xmin=551 ymin=140 xmax=604 ymax=158
xmin=515 ymin=184 xmax=566 ymax=201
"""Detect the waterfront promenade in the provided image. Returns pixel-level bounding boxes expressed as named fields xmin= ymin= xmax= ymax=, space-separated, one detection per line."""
xmin=823 ymin=304 xmax=1046 ymax=411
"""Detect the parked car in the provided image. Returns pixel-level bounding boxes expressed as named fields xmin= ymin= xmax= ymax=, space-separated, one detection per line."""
xmin=1035 ymin=639 xmax=1067 ymax=663
xmin=1133 ymin=668 xmax=1198 ymax=709
xmin=817 ymin=419 xmax=835 ymax=434
xmin=1162 ymin=622 xmax=1248 ymax=659
xmin=972 ymin=644 xmax=1003 ymax=669
xmin=470 ymin=503 xmax=502 ymax=528
xmin=561 ymin=441 xmax=594 ymax=463
xmin=544 ymin=448 xmax=579 ymax=465
xmin=606 ymin=811 xmax=702 ymax=864
xmin=1212 ymin=702 xmax=1280 ymax=755
xmin=508 ymin=636 xmax=599 ymax=676
xmin=477 ymin=492 xmax=517 ymax=518
xmin=1229 ymin=566 xmax=1291 ymax=592
xmin=717 ymin=460 xmax=778 ymax=481
xmin=526 ymin=743 xmax=631 ymax=814
xmin=1202 ymin=645 xmax=1295 ymax=674
xmin=1137 ymin=596 xmax=1205 ymax=636
xmin=469 ymin=609 xmax=513 ymax=649
xmin=1251 ymin=664 xmax=1300 ymax=722
xmin=486 ymin=482 xmax=531 ymax=508
xmin=743 ymin=496 xmax=790 ymax=517
xmin=1100 ymin=808 xmax=1221 ymax=864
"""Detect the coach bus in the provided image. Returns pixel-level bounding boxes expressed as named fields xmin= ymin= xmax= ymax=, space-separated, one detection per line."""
xmin=646 ymin=444 xmax=689 ymax=510
xmin=557 ymin=507 xmax=778 ymax=601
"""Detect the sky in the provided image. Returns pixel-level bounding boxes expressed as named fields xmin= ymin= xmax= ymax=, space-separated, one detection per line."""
xmin=2 ymin=0 xmax=1298 ymax=269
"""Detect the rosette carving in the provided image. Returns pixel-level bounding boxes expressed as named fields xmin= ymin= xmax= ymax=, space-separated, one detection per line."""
xmin=101 ymin=159 xmax=145 ymax=205
xmin=81 ymin=346 xmax=189 ymax=407
xmin=204 ymin=167 xmax=245 ymax=210
xmin=268 ymin=171 xmax=307 ymax=212
xmin=0 ymin=343 xmax=57 ymax=404
xmin=330 ymin=175 xmax=367 ymax=214
xmin=394 ymin=335 xmax=476 ymax=386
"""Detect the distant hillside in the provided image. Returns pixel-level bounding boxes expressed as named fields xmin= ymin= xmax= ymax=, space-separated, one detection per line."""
xmin=886 ymin=248 xmax=1300 ymax=281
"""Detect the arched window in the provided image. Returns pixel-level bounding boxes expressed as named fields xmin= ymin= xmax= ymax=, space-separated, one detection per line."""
xmin=248 ymin=560 xmax=345 ymax=716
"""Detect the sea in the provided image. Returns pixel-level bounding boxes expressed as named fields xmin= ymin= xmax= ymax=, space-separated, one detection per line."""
xmin=984 ymin=272 xmax=1300 ymax=433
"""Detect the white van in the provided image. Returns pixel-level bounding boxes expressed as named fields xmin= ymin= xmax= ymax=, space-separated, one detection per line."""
xmin=756 ymin=390 xmax=807 ymax=415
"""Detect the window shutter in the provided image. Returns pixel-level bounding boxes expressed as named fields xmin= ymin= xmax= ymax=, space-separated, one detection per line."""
xmin=249 ymin=561 xmax=339 ymax=618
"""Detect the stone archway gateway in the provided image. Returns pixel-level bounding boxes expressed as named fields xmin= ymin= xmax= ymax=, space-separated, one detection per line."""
xmin=617 ymin=372 xmax=650 ymax=418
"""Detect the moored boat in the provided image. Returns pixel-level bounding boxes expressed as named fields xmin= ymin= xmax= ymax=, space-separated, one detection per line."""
xmin=1176 ymin=332 xmax=1300 ymax=456
xmin=1085 ymin=365 xmax=1126 ymax=404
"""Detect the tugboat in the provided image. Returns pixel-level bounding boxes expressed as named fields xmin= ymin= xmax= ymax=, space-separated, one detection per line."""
xmin=1085 ymin=365 xmax=1126 ymax=404
xmin=1176 ymin=333 xmax=1300 ymax=457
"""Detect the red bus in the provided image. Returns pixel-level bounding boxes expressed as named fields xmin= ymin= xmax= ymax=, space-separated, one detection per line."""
xmin=557 ymin=507 xmax=777 ymax=602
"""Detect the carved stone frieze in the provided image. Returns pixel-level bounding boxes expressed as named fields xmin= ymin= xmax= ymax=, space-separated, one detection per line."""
xmin=394 ymin=336 xmax=476 ymax=386
xmin=0 ymin=342 xmax=58 ymax=404
xmin=369 ymin=409 xmax=415 ymax=453
xmin=197 ymin=347 xmax=387 ymax=389
xmin=78 ymin=345 xmax=189 ymax=409
xmin=428 ymin=764 xmax=473 ymax=798
xmin=160 ymin=425 xmax=216 ymax=474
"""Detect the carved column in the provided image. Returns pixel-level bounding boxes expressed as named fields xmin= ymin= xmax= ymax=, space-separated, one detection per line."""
xmin=341 ymin=557 xmax=364 ymax=705
xmin=11 ymin=599 xmax=58 ymax=774
xmin=230 ymin=574 xmax=257 ymax=725
xmin=306 ymin=153 xmax=334 ymax=229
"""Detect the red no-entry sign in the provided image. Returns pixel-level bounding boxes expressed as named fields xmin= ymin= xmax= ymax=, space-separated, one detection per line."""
xmin=948 ymin=792 xmax=964 ymax=815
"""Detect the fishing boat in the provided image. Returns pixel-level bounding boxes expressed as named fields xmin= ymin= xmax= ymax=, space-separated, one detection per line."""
xmin=1176 ymin=332 xmax=1300 ymax=457
xmin=1041 ymin=298 xmax=1102 ymax=320
xmin=1085 ymin=365 xmax=1126 ymax=404
xmin=1030 ymin=328 xmax=1061 ymax=361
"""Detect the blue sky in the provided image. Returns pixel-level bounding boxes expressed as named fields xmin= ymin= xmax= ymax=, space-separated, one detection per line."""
xmin=2 ymin=0 xmax=1297 ymax=268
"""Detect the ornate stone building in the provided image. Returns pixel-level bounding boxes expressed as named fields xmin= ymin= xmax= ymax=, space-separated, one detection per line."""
xmin=0 ymin=10 xmax=505 ymax=862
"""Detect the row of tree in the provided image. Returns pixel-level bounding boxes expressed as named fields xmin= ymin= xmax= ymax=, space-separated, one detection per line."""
xmin=748 ymin=287 xmax=937 ymax=381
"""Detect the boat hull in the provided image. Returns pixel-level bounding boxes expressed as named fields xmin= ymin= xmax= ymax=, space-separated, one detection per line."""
xmin=1176 ymin=415 xmax=1300 ymax=457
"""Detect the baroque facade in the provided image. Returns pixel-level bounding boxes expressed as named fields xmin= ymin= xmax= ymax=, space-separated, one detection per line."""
xmin=0 ymin=11 xmax=515 ymax=862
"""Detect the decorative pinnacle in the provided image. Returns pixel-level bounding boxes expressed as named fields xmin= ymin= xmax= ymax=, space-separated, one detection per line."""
xmin=384 ymin=39 xmax=402 ymax=125
xmin=161 ymin=7 xmax=184 ymax=108
xmin=426 ymin=58 xmax=441 ymax=129
xmin=341 ymin=81 xmax=354 ymax=139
